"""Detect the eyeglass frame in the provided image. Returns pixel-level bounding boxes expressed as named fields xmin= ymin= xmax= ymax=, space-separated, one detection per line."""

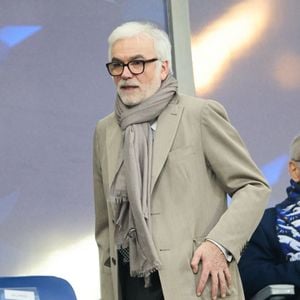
xmin=106 ymin=58 xmax=159 ymax=76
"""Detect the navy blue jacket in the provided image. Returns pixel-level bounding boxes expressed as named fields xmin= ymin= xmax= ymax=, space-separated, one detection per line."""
xmin=238 ymin=207 xmax=300 ymax=299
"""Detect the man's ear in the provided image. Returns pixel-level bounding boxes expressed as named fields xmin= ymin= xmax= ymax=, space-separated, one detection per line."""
xmin=160 ymin=60 xmax=170 ymax=81
xmin=288 ymin=161 xmax=300 ymax=182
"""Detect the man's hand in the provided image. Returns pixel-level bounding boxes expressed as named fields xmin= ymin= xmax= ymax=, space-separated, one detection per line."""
xmin=191 ymin=240 xmax=231 ymax=299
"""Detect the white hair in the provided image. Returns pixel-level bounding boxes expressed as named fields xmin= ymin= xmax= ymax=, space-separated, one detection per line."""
xmin=290 ymin=135 xmax=300 ymax=161
xmin=108 ymin=21 xmax=173 ymax=74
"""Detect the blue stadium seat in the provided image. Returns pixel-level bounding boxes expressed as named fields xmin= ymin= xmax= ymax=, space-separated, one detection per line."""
xmin=0 ymin=275 xmax=77 ymax=300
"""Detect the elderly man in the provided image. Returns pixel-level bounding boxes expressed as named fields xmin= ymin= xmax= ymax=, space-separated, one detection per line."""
xmin=93 ymin=21 xmax=270 ymax=300
xmin=239 ymin=135 xmax=300 ymax=300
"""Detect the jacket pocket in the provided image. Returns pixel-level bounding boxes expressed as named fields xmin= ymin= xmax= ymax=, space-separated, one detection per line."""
xmin=168 ymin=145 xmax=200 ymax=162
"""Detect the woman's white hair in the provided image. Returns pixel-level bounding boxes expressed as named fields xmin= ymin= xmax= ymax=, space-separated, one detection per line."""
xmin=108 ymin=21 xmax=173 ymax=74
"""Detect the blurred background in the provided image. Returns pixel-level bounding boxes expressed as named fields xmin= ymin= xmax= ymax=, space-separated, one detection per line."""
xmin=0 ymin=0 xmax=299 ymax=299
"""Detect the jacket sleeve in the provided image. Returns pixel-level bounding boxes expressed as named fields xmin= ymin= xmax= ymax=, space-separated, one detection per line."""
xmin=238 ymin=209 xmax=300 ymax=299
xmin=93 ymin=125 xmax=114 ymax=300
xmin=201 ymin=100 xmax=271 ymax=261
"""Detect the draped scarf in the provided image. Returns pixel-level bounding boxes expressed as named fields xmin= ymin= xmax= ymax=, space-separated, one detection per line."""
xmin=110 ymin=74 xmax=178 ymax=285
xmin=276 ymin=179 xmax=300 ymax=261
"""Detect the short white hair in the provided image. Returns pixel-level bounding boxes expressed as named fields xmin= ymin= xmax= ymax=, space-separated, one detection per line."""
xmin=107 ymin=21 xmax=173 ymax=74
xmin=290 ymin=135 xmax=300 ymax=161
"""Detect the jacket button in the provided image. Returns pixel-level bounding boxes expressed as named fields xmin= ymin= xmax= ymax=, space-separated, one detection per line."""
xmin=111 ymin=257 xmax=116 ymax=265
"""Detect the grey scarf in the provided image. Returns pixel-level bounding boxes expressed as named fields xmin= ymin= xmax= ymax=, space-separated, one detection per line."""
xmin=111 ymin=75 xmax=178 ymax=285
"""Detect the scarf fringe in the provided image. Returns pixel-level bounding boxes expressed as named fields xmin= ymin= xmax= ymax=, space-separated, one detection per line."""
xmin=115 ymin=195 xmax=128 ymax=204
xmin=131 ymin=263 xmax=161 ymax=288
xmin=130 ymin=264 xmax=161 ymax=278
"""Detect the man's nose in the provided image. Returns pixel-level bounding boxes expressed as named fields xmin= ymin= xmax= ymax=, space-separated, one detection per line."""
xmin=121 ymin=65 xmax=133 ymax=78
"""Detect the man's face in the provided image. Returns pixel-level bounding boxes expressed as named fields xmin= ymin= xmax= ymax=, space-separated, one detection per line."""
xmin=110 ymin=35 xmax=169 ymax=106
xmin=289 ymin=160 xmax=300 ymax=183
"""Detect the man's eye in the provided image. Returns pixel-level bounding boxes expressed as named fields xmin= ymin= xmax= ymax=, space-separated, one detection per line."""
xmin=111 ymin=62 xmax=123 ymax=68
xmin=130 ymin=60 xmax=143 ymax=66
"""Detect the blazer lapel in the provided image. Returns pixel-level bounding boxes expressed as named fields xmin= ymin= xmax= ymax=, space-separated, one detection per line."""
xmin=151 ymin=99 xmax=184 ymax=193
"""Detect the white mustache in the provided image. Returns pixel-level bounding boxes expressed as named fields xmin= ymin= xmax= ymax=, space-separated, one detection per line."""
xmin=118 ymin=80 xmax=139 ymax=89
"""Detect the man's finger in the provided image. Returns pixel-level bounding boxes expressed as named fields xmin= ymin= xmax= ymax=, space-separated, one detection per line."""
xmin=210 ymin=272 xmax=219 ymax=300
xmin=191 ymin=251 xmax=201 ymax=274
xmin=196 ymin=267 xmax=209 ymax=296
xmin=218 ymin=271 xmax=228 ymax=298
xmin=224 ymin=267 xmax=232 ymax=289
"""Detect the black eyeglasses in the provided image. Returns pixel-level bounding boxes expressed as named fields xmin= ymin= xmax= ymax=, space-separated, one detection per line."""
xmin=106 ymin=58 xmax=158 ymax=76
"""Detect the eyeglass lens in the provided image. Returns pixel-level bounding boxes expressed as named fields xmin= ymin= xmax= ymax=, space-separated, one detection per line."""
xmin=107 ymin=61 xmax=144 ymax=76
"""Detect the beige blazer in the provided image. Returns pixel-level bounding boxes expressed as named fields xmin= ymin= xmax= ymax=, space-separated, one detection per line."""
xmin=93 ymin=94 xmax=270 ymax=300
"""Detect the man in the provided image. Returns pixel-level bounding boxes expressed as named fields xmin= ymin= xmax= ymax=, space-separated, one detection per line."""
xmin=93 ymin=21 xmax=270 ymax=300
xmin=239 ymin=135 xmax=300 ymax=300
